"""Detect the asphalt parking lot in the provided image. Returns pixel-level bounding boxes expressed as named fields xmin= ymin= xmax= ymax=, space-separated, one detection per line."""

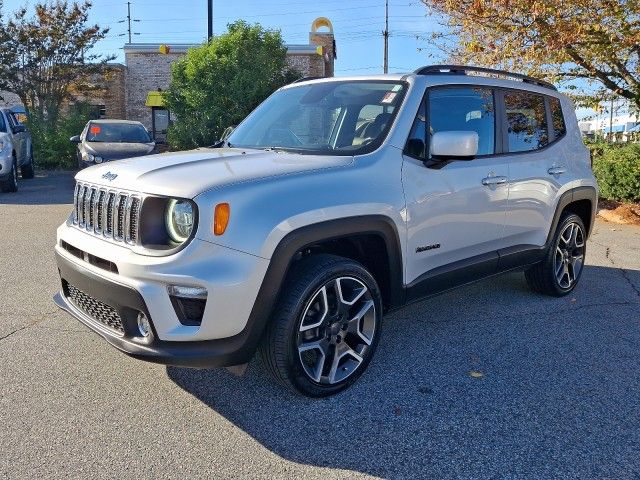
xmin=1 ymin=171 xmax=639 ymax=479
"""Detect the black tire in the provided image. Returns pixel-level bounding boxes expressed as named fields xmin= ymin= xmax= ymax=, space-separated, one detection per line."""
xmin=1 ymin=157 xmax=18 ymax=193
xmin=259 ymin=254 xmax=383 ymax=397
xmin=21 ymin=152 xmax=34 ymax=179
xmin=525 ymin=212 xmax=587 ymax=296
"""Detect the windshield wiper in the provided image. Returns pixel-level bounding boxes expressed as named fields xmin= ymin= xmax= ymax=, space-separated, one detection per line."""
xmin=209 ymin=140 xmax=233 ymax=148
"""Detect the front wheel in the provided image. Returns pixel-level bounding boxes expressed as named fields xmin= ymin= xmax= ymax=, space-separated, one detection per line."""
xmin=525 ymin=213 xmax=586 ymax=296
xmin=21 ymin=151 xmax=34 ymax=179
xmin=259 ymin=254 xmax=383 ymax=397
xmin=1 ymin=158 xmax=18 ymax=193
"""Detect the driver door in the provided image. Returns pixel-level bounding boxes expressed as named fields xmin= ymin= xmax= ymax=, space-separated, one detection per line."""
xmin=402 ymin=86 xmax=510 ymax=294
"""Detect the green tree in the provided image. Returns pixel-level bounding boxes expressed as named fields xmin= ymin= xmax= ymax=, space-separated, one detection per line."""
xmin=422 ymin=0 xmax=640 ymax=109
xmin=165 ymin=21 xmax=301 ymax=150
xmin=0 ymin=1 xmax=112 ymax=127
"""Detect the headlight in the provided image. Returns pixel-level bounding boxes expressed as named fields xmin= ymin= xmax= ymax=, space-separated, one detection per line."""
xmin=165 ymin=199 xmax=194 ymax=243
xmin=94 ymin=156 xmax=103 ymax=164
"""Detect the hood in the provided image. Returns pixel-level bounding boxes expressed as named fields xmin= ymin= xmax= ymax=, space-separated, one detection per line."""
xmin=75 ymin=147 xmax=353 ymax=198
xmin=84 ymin=142 xmax=155 ymax=160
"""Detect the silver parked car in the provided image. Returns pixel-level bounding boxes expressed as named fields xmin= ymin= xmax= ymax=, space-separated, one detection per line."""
xmin=54 ymin=65 xmax=597 ymax=397
xmin=71 ymin=119 xmax=155 ymax=169
xmin=0 ymin=107 xmax=34 ymax=192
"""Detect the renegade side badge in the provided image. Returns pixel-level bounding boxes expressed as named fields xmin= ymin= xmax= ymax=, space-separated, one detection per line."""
xmin=416 ymin=243 xmax=441 ymax=253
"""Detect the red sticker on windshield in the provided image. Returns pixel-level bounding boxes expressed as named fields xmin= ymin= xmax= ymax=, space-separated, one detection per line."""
xmin=90 ymin=126 xmax=101 ymax=134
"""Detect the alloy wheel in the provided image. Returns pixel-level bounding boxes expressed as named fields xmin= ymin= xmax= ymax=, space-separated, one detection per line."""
xmin=297 ymin=277 xmax=376 ymax=385
xmin=554 ymin=222 xmax=585 ymax=289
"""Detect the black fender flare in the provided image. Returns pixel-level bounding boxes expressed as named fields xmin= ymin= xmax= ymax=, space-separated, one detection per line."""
xmin=545 ymin=186 xmax=598 ymax=246
xmin=229 ymin=215 xmax=404 ymax=365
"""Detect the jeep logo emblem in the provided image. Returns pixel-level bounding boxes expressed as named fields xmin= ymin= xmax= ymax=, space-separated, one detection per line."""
xmin=101 ymin=172 xmax=118 ymax=181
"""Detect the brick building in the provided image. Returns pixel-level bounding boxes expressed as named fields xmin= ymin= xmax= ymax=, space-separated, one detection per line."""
xmin=1 ymin=17 xmax=336 ymax=142
xmin=123 ymin=17 xmax=335 ymax=141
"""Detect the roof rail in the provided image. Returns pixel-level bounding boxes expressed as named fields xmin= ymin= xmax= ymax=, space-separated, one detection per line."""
xmin=415 ymin=65 xmax=557 ymax=91
xmin=291 ymin=76 xmax=324 ymax=84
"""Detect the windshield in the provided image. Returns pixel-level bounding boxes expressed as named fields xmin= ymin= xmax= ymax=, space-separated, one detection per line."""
xmin=86 ymin=122 xmax=151 ymax=143
xmin=226 ymin=80 xmax=407 ymax=155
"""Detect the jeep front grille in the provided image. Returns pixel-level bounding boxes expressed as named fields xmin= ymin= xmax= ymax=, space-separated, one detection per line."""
xmin=72 ymin=183 xmax=141 ymax=245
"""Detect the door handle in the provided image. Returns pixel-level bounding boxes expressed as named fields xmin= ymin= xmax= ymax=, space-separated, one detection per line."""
xmin=481 ymin=175 xmax=508 ymax=186
xmin=548 ymin=166 xmax=566 ymax=175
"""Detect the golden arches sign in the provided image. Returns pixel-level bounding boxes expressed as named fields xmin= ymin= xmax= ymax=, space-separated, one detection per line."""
xmin=311 ymin=17 xmax=333 ymax=34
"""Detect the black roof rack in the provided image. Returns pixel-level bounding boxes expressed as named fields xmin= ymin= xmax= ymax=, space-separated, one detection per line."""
xmin=291 ymin=76 xmax=324 ymax=84
xmin=415 ymin=65 xmax=557 ymax=91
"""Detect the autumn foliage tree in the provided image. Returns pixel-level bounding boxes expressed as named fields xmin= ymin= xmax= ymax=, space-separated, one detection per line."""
xmin=422 ymin=0 xmax=640 ymax=109
xmin=0 ymin=1 xmax=111 ymax=126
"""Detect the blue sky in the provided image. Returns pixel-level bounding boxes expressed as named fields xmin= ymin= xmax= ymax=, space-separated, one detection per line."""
xmin=1 ymin=0 xmax=444 ymax=74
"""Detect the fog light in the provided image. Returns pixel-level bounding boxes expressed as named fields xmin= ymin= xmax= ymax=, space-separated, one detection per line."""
xmin=137 ymin=312 xmax=151 ymax=337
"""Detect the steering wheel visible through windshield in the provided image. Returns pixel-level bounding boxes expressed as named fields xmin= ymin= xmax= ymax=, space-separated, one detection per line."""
xmin=226 ymin=80 xmax=407 ymax=155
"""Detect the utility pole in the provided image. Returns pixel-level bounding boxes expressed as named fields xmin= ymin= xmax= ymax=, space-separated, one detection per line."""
xmin=383 ymin=0 xmax=389 ymax=73
xmin=118 ymin=2 xmax=140 ymax=43
xmin=207 ymin=0 xmax=213 ymax=40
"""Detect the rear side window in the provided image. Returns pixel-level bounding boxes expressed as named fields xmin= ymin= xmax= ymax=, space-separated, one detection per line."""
xmin=505 ymin=92 xmax=548 ymax=152
xmin=0 ymin=113 xmax=6 ymax=133
xmin=549 ymin=97 xmax=566 ymax=139
xmin=428 ymin=87 xmax=496 ymax=157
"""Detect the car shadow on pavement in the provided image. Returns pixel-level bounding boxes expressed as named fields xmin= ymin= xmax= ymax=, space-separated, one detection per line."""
xmin=0 ymin=171 xmax=75 ymax=205
xmin=167 ymin=266 xmax=640 ymax=478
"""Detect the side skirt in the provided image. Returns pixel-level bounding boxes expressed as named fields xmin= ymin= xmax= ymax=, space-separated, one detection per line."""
xmin=402 ymin=245 xmax=545 ymax=305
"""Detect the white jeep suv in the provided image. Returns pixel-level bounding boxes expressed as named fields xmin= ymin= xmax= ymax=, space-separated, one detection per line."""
xmin=54 ymin=66 xmax=598 ymax=397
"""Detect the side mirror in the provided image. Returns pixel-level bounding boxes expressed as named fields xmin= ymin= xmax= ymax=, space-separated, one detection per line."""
xmin=430 ymin=131 xmax=479 ymax=160
xmin=69 ymin=135 xmax=81 ymax=144
xmin=12 ymin=124 xmax=26 ymax=134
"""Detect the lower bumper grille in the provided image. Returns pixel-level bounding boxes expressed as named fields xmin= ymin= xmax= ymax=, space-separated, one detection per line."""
xmin=65 ymin=283 xmax=124 ymax=334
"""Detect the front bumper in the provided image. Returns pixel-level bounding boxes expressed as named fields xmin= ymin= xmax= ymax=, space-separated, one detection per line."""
xmin=54 ymin=250 xmax=263 ymax=368
xmin=0 ymin=152 xmax=12 ymax=178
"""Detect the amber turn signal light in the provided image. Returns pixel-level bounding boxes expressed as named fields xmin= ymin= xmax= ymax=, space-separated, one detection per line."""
xmin=213 ymin=203 xmax=230 ymax=235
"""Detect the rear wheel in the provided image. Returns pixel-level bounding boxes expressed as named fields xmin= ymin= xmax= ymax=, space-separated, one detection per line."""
xmin=1 ymin=157 xmax=18 ymax=193
xmin=21 ymin=151 xmax=34 ymax=179
xmin=259 ymin=254 xmax=383 ymax=397
xmin=525 ymin=213 xmax=586 ymax=296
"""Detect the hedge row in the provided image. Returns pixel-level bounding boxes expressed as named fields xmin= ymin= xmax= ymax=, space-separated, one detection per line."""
xmin=589 ymin=142 xmax=640 ymax=203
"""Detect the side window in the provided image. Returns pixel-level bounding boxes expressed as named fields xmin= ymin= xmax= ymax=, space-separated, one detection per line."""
xmin=549 ymin=97 xmax=566 ymax=139
xmin=505 ymin=92 xmax=549 ymax=152
xmin=0 ymin=113 xmax=6 ymax=133
xmin=428 ymin=87 xmax=495 ymax=157
xmin=6 ymin=112 xmax=16 ymax=130
xmin=405 ymin=101 xmax=426 ymax=159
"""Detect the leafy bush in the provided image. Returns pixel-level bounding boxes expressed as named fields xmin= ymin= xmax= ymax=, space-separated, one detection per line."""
xmin=164 ymin=21 xmax=300 ymax=150
xmin=28 ymin=103 xmax=95 ymax=169
xmin=590 ymin=142 xmax=640 ymax=202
